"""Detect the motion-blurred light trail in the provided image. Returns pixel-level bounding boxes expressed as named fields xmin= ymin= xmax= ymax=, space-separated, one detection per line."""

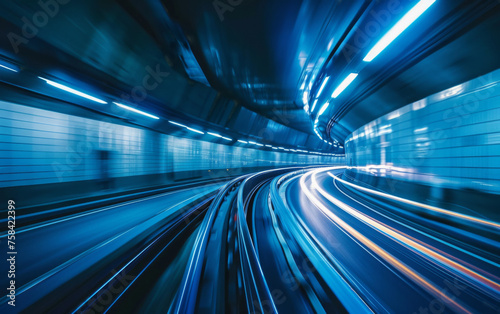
xmin=38 ymin=77 xmax=107 ymax=104
xmin=328 ymin=172 xmax=500 ymax=230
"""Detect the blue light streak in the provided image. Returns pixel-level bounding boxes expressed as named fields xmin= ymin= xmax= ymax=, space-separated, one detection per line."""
xmin=316 ymin=76 xmax=330 ymax=97
xmin=169 ymin=121 xmax=187 ymax=127
xmin=114 ymin=102 xmax=159 ymax=119
xmin=363 ymin=0 xmax=436 ymax=62
xmin=39 ymin=77 xmax=107 ymax=104
xmin=332 ymin=73 xmax=358 ymax=98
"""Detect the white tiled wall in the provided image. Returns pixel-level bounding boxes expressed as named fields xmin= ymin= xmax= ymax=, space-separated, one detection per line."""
xmin=345 ymin=69 xmax=500 ymax=194
xmin=0 ymin=101 xmax=343 ymax=188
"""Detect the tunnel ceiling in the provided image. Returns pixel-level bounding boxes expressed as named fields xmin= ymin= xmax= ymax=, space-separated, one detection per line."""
xmin=0 ymin=0 xmax=337 ymax=152
xmin=162 ymin=0 xmax=370 ymax=135
xmin=1 ymin=0 xmax=500 ymax=151
xmin=163 ymin=0 xmax=500 ymax=145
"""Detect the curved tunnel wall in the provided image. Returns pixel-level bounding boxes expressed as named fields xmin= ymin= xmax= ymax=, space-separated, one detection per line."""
xmin=0 ymin=100 xmax=344 ymax=208
xmin=345 ymin=69 xmax=500 ymax=196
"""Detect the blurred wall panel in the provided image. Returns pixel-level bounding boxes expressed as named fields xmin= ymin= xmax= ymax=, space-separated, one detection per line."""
xmin=345 ymin=69 xmax=500 ymax=195
xmin=0 ymin=101 xmax=344 ymax=207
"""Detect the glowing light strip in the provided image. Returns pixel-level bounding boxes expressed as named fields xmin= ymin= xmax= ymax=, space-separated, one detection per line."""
xmin=316 ymin=76 xmax=330 ymax=97
xmin=114 ymin=102 xmax=159 ymax=119
xmin=330 ymin=172 xmax=500 ymax=272
xmin=186 ymin=127 xmax=204 ymax=134
xmin=318 ymin=102 xmax=330 ymax=116
xmin=300 ymin=169 xmax=472 ymax=313
xmin=311 ymin=99 xmax=319 ymax=112
xmin=330 ymin=173 xmax=500 ymax=230
xmin=207 ymin=132 xmax=222 ymax=138
xmin=39 ymin=77 xmax=107 ymax=104
xmin=321 ymin=172 xmax=500 ymax=293
xmin=363 ymin=0 xmax=437 ymax=62
xmin=168 ymin=121 xmax=186 ymax=127
xmin=332 ymin=73 xmax=358 ymax=98
xmin=0 ymin=64 xmax=18 ymax=72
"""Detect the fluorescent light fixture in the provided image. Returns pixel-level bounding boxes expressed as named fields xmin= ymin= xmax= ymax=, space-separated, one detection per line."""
xmin=186 ymin=127 xmax=204 ymax=134
xmin=363 ymin=0 xmax=436 ymax=62
xmin=332 ymin=73 xmax=358 ymax=98
xmin=0 ymin=63 xmax=18 ymax=72
xmin=114 ymin=102 xmax=159 ymax=119
xmin=318 ymin=102 xmax=330 ymax=116
xmin=278 ymin=147 xmax=284 ymax=150
xmin=316 ymin=76 xmax=330 ymax=97
xmin=238 ymin=140 xmax=248 ymax=144
xmin=221 ymin=136 xmax=232 ymax=141
xmin=39 ymin=77 xmax=107 ymax=104
xmin=272 ymin=147 xmax=278 ymax=150
xmin=316 ymin=132 xmax=323 ymax=141
xmin=249 ymin=141 xmax=257 ymax=145
xmin=255 ymin=143 xmax=264 ymax=147
xmin=311 ymin=99 xmax=319 ymax=112
xmin=265 ymin=145 xmax=272 ymax=148
xmin=207 ymin=132 xmax=222 ymax=138
xmin=414 ymin=127 xmax=428 ymax=133
xmin=169 ymin=121 xmax=187 ymax=127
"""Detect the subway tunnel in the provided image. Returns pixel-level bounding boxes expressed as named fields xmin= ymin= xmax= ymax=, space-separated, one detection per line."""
xmin=0 ymin=0 xmax=499 ymax=313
